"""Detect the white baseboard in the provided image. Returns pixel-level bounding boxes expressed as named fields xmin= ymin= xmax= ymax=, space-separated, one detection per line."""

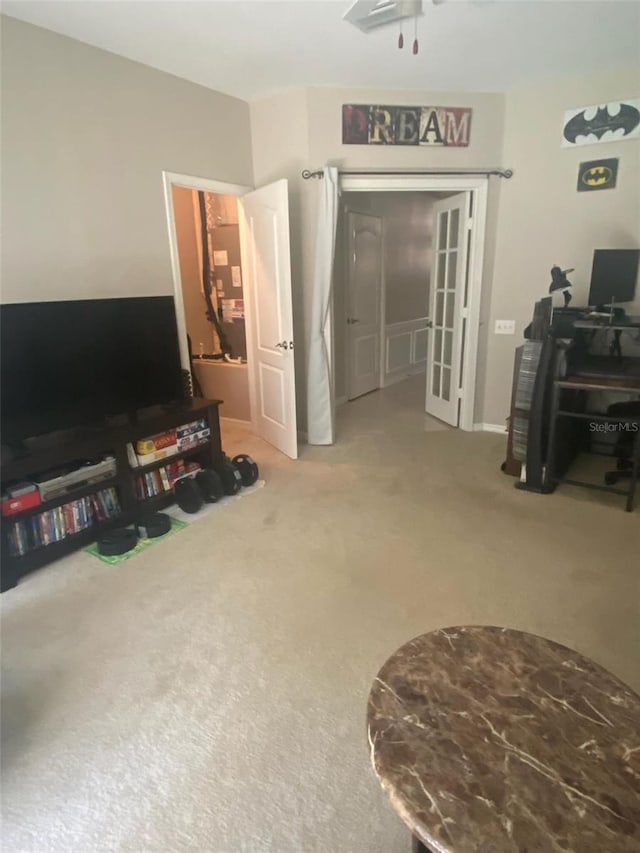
xmin=474 ymin=422 xmax=508 ymax=434
xmin=220 ymin=416 xmax=251 ymax=425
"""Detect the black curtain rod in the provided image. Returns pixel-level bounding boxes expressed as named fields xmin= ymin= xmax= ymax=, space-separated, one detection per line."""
xmin=302 ymin=167 xmax=513 ymax=180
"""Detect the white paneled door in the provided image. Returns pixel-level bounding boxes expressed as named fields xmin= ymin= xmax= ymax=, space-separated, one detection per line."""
xmin=346 ymin=212 xmax=383 ymax=400
xmin=238 ymin=180 xmax=297 ymax=459
xmin=425 ymin=193 xmax=471 ymax=426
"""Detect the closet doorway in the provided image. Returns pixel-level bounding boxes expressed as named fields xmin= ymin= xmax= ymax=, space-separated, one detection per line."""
xmin=163 ymin=172 xmax=299 ymax=459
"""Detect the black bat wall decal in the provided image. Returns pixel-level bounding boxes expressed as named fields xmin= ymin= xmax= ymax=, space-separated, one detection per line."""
xmin=564 ymin=103 xmax=640 ymax=143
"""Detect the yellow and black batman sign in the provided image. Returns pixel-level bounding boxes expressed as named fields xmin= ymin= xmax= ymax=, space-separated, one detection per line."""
xmin=577 ymin=158 xmax=618 ymax=192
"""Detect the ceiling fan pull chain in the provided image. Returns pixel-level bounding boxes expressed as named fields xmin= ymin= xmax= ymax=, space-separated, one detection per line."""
xmin=398 ymin=21 xmax=404 ymax=49
xmin=413 ymin=14 xmax=419 ymax=54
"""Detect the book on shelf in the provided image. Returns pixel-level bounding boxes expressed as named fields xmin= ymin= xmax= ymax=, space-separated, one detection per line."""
xmin=126 ymin=442 xmax=140 ymax=468
xmin=159 ymin=467 xmax=170 ymax=491
xmin=6 ymin=487 xmax=121 ymax=557
xmin=176 ymin=418 xmax=207 ymax=439
xmin=132 ymin=419 xmax=210 ymax=466
xmin=134 ymin=458 xmax=202 ymax=500
xmin=135 ymin=444 xmax=180 ymax=466
xmin=134 ymin=429 xmax=177 ymax=456
xmin=177 ymin=428 xmax=210 ymax=451
xmin=172 ymin=462 xmax=202 ymax=485
xmin=166 ymin=459 xmax=186 ymax=483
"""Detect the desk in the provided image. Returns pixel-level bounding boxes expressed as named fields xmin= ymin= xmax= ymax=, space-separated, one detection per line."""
xmin=574 ymin=315 xmax=640 ymax=330
xmin=367 ymin=627 xmax=640 ymax=853
xmin=573 ymin=316 xmax=640 ymax=361
xmin=547 ymin=374 xmax=640 ymax=511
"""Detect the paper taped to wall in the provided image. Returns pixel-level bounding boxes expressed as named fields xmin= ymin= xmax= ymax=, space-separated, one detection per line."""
xmin=222 ymin=298 xmax=245 ymax=322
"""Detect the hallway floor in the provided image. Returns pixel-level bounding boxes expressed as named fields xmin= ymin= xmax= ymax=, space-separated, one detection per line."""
xmin=337 ymin=373 xmax=451 ymax=441
xmin=2 ymin=380 xmax=638 ymax=852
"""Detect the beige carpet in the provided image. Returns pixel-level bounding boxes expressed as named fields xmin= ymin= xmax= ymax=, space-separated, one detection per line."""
xmin=2 ymin=376 xmax=639 ymax=853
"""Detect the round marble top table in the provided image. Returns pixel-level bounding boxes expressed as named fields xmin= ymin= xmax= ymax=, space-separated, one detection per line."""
xmin=367 ymin=626 xmax=640 ymax=853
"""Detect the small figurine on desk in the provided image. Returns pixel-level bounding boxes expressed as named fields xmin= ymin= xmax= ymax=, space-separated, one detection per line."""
xmin=548 ymin=265 xmax=574 ymax=307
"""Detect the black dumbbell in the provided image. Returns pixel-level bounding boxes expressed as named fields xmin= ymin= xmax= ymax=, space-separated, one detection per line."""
xmin=216 ymin=454 xmax=243 ymax=495
xmin=196 ymin=468 xmax=225 ymax=503
xmin=232 ymin=454 xmax=259 ymax=486
xmin=97 ymin=526 xmax=138 ymax=556
xmin=136 ymin=512 xmax=172 ymax=539
xmin=174 ymin=477 xmax=204 ymax=513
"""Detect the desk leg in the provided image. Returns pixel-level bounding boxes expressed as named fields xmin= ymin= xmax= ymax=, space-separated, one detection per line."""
xmin=626 ymin=429 xmax=640 ymax=513
xmin=545 ymin=381 xmax=562 ymax=488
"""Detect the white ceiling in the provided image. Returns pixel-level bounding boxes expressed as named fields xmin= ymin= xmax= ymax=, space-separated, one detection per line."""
xmin=3 ymin=0 xmax=639 ymax=101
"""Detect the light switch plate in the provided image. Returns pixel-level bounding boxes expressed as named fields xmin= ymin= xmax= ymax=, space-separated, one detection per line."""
xmin=495 ymin=320 xmax=516 ymax=335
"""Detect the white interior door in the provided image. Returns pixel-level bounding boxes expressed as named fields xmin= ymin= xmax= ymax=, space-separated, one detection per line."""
xmin=425 ymin=193 xmax=470 ymax=426
xmin=238 ymin=179 xmax=297 ymax=459
xmin=346 ymin=212 xmax=383 ymax=400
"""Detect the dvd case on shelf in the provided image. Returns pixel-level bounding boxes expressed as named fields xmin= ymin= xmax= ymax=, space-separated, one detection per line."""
xmin=6 ymin=487 xmax=121 ymax=557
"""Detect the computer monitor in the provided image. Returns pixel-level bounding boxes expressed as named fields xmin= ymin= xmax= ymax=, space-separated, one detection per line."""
xmin=588 ymin=249 xmax=639 ymax=307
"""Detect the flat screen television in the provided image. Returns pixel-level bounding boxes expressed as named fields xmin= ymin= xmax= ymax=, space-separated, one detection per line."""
xmin=588 ymin=249 xmax=639 ymax=307
xmin=1 ymin=296 xmax=185 ymax=444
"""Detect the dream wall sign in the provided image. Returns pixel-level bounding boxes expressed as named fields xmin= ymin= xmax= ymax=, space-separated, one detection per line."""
xmin=342 ymin=104 xmax=472 ymax=147
xmin=562 ymin=98 xmax=640 ymax=147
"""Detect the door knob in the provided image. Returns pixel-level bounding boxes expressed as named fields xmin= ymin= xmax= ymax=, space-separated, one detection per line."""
xmin=425 ymin=319 xmax=433 ymax=328
xmin=275 ymin=341 xmax=288 ymax=350
xmin=347 ymin=318 xmax=360 ymax=325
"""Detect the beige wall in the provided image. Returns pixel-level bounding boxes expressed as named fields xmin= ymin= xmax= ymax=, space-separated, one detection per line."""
xmin=193 ymin=361 xmax=250 ymax=422
xmin=172 ymin=187 xmax=214 ymax=356
xmin=306 ymin=88 xmax=505 ymax=170
xmin=251 ymin=87 xmax=505 ymax=428
xmin=1 ymin=16 xmax=253 ymax=303
xmin=307 ymin=90 xmax=505 ymax=427
xmin=5 ymin=17 xmax=636 ymax=433
xmin=485 ymin=67 xmax=640 ymax=426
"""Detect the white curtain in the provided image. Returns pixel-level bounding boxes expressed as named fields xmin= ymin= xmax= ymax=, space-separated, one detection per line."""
xmin=307 ymin=167 xmax=339 ymax=445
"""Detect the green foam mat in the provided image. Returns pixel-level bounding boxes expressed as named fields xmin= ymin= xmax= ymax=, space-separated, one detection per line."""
xmin=85 ymin=516 xmax=187 ymax=565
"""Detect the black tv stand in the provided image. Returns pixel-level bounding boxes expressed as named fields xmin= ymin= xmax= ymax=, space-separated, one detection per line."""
xmin=21 ymin=425 xmax=98 ymax=453
xmin=1 ymin=397 xmax=222 ymax=591
xmin=132 ymin=401 xmax=184 ymax=419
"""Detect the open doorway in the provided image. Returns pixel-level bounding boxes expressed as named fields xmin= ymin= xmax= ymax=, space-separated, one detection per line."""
xmin=163 ymin=172 xmax=299 ymax=459
xmin=331 ymin=176 xmax=487 ymax=432
xmin=170 ymin=186 xmax=251 ymax=425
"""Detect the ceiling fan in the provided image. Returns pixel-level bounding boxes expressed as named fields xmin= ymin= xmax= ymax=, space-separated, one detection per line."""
xmin=343 ymin=0 xmax=447 ymax=53
xmin=343 ymin=1 xmax=425 ymax=33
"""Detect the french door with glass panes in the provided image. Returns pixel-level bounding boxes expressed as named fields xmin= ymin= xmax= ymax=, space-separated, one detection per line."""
xmin=425 ymin=193 xmax=471 ymax=426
